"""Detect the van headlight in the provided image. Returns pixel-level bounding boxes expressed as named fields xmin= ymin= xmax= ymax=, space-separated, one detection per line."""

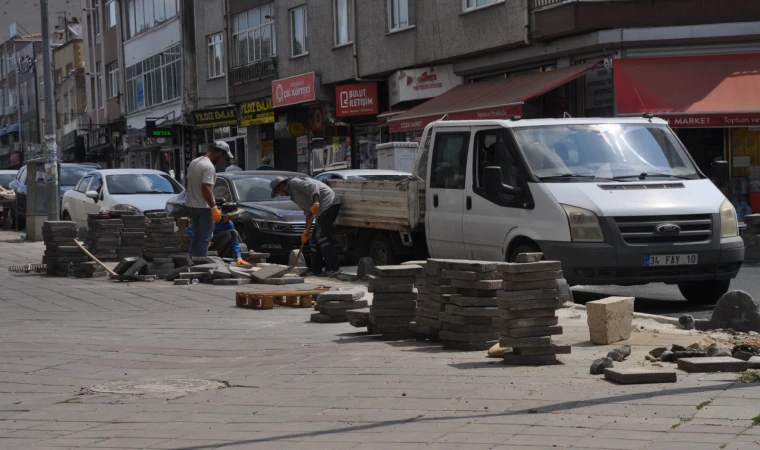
xmin=720 ymin=199 xmax=738 ymax=238
xmin=562 ymin=204 xmax=604 ymax=243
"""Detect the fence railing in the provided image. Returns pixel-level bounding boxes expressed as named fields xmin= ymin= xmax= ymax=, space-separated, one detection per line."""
xmin=530 ymin=0 xmax=571 ymax=10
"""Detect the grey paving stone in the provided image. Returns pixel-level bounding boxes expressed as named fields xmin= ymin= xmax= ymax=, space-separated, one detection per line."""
xmin=373 ymin=265 xmax=424 ymax=277
xmin=604 ymin=368 xmax=677 ymax=384
xmin=677 ymin=357 xmax=749 ymax=373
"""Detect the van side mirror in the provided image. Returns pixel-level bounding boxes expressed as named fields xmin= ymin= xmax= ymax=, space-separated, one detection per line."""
xmin=483 ymin=166 xmax=522 ymax=196
xmin=711 ymin=160 xmax=729 ymax=190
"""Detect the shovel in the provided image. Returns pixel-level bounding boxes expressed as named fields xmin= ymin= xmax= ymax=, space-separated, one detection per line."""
xmin=289 ymin=213 xmax=315 ymax=273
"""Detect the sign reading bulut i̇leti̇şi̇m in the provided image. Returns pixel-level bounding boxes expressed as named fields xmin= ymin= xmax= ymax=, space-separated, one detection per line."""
xmin=239 ymin=98 xmax=274 ymax=127
xmin=192 ymin=106 xmax=238 ymax=129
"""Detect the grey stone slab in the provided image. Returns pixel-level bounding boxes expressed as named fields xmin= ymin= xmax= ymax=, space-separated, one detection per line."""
xmin=448 ymin=296 xmax=497 ymax=307
xmin=748 ymin=356 xmax=760 ymax=369
xmin=416 ymin=307 xmax=441 ymax=320
xmin=498 ymin=289 xmax=558 ymax=301
xmin=370 ymin=315 xmax=414 ymax=325
xmin=500 ymin=261 xmax=562 ymax=274
xmin=371 ymin=292 xmax=418 ymax=302
xmin=373 ymin=265 xmax=424 ymax=277
xmin=319 ymin=300 xmax=368 ymax=312
xmin=444 ymin=305 xmax=499 ymax=317
xmin=311 ymin=313 xmax=348 ymax=323
xmin=263 ymin=277 xmax=305 ymax=285
xmin=503 ymin=270 xmax=563 ymax=282
xmin=502 ymin=353 xmax=558 ymax=365
xmin=345 ymin=308 xmax=370 ymax=320
xmin=372 ymin=299 xmax=417 ymax=309
xmin=426 ymin=259 xmax=502 ymax=272
xmin=428 ymin=284 xmax=458 ymax=294
xmin=677 ymin=357 xmax=749 ymax=373
xmin=498 ymin=307 xmax=558 ymax=319
xmin=513 ymin=345 xmax=571 ymax=356
xmin=368 ymin=275 xmax=417 ymax=286
xmin=439 ymin=312 xmax=495 ymax=326
xmin=173 ymin=279 xmax=191 ymax=285
xmin=441 ymin=269 xmax=501 ymax=281
xmin=213 ymin=278 xmax=252 ymax=286
xmin=493 ymin=316 xmax=558 ymax=329
xmin=370 ymin=307 xmax=417 ymax=317
xmin=497 ymin=297 xmax=563 ymax=311
xmin=442 ymin=340 xmax=496 ymax=351
xmin=501 ymin=279 xmax=559 ymax=291
xmin=503 ymin=325 xmax=563 ymax=338
xmin=440 ymin=321 xmax=494 ymax=333
xmin=516 ymin=252 xmax=543 ymax=263
xmin=499 ymin=336 xmax=553 ymax=348
xmin=123 ymin=258 xmax=147 ymax=277
xmin=317 ymin=288 xmax=366 ymax=302
xmin=179 ymin=272 xmax=213 ymax=279
xmin=604 ymin=368 xmax=677 ymax=384
xmin=367 ymin=282 xmax=415 ymax=293
xmin=249 ymin=264 xmax=290 ymax=282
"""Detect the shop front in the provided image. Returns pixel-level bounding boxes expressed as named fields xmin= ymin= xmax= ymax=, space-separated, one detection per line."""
xmin=86 ymin=125 xmax=122 ymax=168
xmin=613 ymin=53 xmax=760 ymax=215
xmin=272 ymin=72 xmax=321 ymax=173
xmin=238 ymin=97 xmax=274 ymax=170
xmin=60 ymin=130 xmax=86 ymax=163
xmin=191 ymin=106 xmax=244 ymax=172
xmin=335 ymin=82 xmax=381 ymax=170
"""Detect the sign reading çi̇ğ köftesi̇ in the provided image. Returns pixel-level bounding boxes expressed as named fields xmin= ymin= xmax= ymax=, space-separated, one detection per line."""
xmin=272 ymin=72 xmax=316 ymax=108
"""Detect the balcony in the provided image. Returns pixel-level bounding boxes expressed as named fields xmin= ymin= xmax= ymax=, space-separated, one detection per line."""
xmin=230 ymin=58 xmax=276 ymax=86
xmin=530 ymin=0 xmax=760 ymax=41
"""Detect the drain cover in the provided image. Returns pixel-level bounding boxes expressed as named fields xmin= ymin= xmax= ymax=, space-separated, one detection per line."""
xmin=89 ymin=379 xmax=225 ymax=395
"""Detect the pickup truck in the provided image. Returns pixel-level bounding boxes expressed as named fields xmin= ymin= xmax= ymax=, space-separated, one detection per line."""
xmin=327 ymin=117 xmax=744 ymax=304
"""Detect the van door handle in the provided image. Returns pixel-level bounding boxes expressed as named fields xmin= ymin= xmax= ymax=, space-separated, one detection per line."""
xmin=466 ymin=196 xmax=472 ymax=210
xmin=433 ymin=194 xmax=439 ymax=208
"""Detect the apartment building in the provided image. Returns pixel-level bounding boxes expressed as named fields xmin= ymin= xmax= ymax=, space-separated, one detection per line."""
xmin=53 ymin=37 xmax=86 ymax=162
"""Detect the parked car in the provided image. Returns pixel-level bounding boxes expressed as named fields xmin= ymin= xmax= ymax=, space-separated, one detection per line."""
xmin=213 ymin=171 xmax=312 ymax=260
xmin=8 ymin=162 xmax=100 ymax=229
xmin=0 ymin=169 xmax=17 ymax=226
xmin=315 ymin=169 xmax=412 ymax=182
xmin=0 ymin=170 xmax=17 ymax=189
xmin=61 ymin=169 xmax=183 ymax=229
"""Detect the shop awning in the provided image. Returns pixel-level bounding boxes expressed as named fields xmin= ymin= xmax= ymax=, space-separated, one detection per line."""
xmin=388 ymin=61 xmax=601 ymax=132
xmin=614 ymin=53 xmax=760 ymax=127
xmin=0 ymin=123 xmax=19 ymax=136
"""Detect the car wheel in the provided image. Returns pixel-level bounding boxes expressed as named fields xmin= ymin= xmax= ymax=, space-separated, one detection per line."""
xmin=678 ymin=280 xmax=730 ymax=305
xmin=369 ymin=234 xmax=396 ymax=266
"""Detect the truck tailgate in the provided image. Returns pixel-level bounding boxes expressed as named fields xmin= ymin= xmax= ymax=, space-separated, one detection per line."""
xmin=329 ymin=179 xmax=425 ymax=232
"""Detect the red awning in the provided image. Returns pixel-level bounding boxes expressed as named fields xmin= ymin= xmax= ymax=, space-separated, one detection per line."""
xmin=388 ymin=61 xmax=601 ymax=132
xmin=614 ymin=54 xmax=760 ymax=128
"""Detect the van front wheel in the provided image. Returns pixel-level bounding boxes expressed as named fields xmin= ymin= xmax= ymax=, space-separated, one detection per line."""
xmin=678 ymin=280 xmax=730 ymax=305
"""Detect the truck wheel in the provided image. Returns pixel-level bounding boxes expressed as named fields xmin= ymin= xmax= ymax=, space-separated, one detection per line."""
xmin=678 ymin=280 xmax=730 ymax=305
xmin=370 ymin=234 xmax=396 ymax=266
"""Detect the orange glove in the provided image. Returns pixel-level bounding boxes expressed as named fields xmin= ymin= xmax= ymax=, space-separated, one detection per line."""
xmin=301 ymin=231 xmax=311 ymax=244
xmin=211 ymin=206 xmax=221 ymax=222
xmin=236 ymin=258 xmax=250 ymax=265
xmin=310 ymin=202 xmax=320 ymax=215
xmin=208 ymin=242 xmax=213 ymax=248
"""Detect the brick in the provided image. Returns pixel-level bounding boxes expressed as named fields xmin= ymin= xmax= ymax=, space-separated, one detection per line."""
xmin=498 ymin=307 xmax=557 ymax=319
xmin=367 ymin=283 xmax=415 ymax=293
xmin=503 ymin=353 xmax=558 ymax=365
xmin=503 ymin=270 xmax=563 ymax=282
xmin=503 ymin=325 xmax=563 ymax=338
xmin=501 ymin=280 xmax=558 ymax=291
xmin=449 ymin=296 xmax=497 ymax=308
xmin=677 ymin=357 xmax=749 ymax=373
xmin=604 ymin=368 xmax=677 ymax=384
xmin=368 ymin=275 xmax=417 ymax=286
xmin=586 ymin=296 xmax=634 ymax=345
xmin=444 ymin=304 xmax=499 ymax=317
xmin=500 ymin=261 xmax=562 ymax=274
xmin=441 ymin=269 xmax=501 ymax=281
xmin=513 ymin=345 xmax=571 ymax=356
xmin=516 ymin=252 xmax=543 ymax=263
xmin=497 ymin=297 xmax=562 ymax=311
xmin=373 ymin=264 xmax=423 ymax=277
xmin=439 ymin=330 xmax=498 ymax=342
xmin=493 ymin=316 xmax=558 ymax=329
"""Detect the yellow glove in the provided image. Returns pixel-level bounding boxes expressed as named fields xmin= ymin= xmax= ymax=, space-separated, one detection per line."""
xmin=236 ymin=258 xmax=251 ymax=265
xmin=301 ymin=231 xmax=311 ymax=244
xmin=310 ymin=202 xmax=320 ymax=215
xmin=208 ymin=242 xmax=213 ymax=248
xmin=211 ymin=206 xmax=221 ymax=222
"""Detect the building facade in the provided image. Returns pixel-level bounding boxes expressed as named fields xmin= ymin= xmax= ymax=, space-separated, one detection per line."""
xmin=53 ymin=37 xmax=87 ymax=163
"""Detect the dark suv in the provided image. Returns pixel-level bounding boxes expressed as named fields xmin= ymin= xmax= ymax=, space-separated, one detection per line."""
xmin=8 ymin=162 xmax=100 ymax=229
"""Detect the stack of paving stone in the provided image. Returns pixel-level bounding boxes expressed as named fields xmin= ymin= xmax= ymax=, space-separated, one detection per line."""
xmin=114 ymin=212 xmax=145 ymax=259
xmin=75 ymin=261 xmax=107 ymax=278
xmin=86 ymin=214 xmax=123 ymax=262
xmin=311 ymin=288 xmax=368 ymax=323
xmin=495 ymin=253 xmax=569 ymax=365
xmin=410 ymin=260 xmax=443 ymax=340
xmin=42 ymin=221 xmax=88 ymax=276
xmin=431 ymin=259 xmax=503 ymax=351
xmin=142 ymin=213 xmax=179 ymax=279
xmin=368 ymin=264 xmax=423 ymax=339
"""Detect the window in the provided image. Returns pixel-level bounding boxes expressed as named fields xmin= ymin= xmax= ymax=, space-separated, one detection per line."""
xmin=8 ymin=87 xmax=16 ymax=107
xmin=334 ymin=0 xmax=352 ymax=46
xmin=430 ymin=132 xmax=470 ymax=190
xmin=55 ymin=69 xmax=62 ymax=86
xmin=107 ymin=62 xmax=118 ymax=98
xmin=472 ymin=129 xmax=526 ymax=205
xmin=92 ymin=0 xmax=101 ymax=36
xmin=89 ymin=174 xmax=103 ymax=193
xmin=464 ymin=0 xmax=501 ymax=10
xmin=125 ymin=44 xmax=182 ymax=114
xmin=96 ymin=62 xmax=104 ymax=108
xmin=126 ymin=0 xmax=179 ymax=39
xmin=213 ymin=179 xmax=231 ymax=202
xmin=232 ymin=4 xmax=275 ymax=67
xmin=62 ymin=93 xmax=69 ymax=123
xmin=207 ymin=33 xmax=224 ymax=79
xmin=106 ymin=0 xmax=117 ymax=28
xmin=106 ymin=174 xmax=183 ymax=195
xmin=19 ymin=81 xmax=28 ymax=114
xmin=290 ymin=6 xmax=308 ymax=57
xmin=75 ymin=176 xmax=92 ymax=193
xmin=389 ymin=0 xmax=413 ymax=31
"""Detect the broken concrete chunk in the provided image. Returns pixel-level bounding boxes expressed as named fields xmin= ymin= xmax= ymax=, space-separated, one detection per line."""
xmin=649 ymin=346 xmax=668 ymax=358
xmin=607 ymin=344 xmax=632 ymax=362
xmin=586 ymin=296 xmax=634 ymax=345
xmin=707 ymin=345 xmax=732 ymax=357
xmin=679 ymin=314 xmax=696 ymax=330
xmin=708 ymin=291 xmax=760 ymax=333
xmin=516 ymin=252 xmax=543 ymax=263
xmin=590 ymin=357 xmax=614 ymax=375
xmin=251 ymin=264 xmax=290 ymax=282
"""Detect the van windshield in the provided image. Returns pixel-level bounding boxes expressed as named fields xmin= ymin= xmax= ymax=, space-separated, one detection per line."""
xmin=512 ymin=124 xmax=700 ymax=181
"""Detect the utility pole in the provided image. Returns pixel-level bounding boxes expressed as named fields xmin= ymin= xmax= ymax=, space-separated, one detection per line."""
xmin=40 ymin=0 xmax=60 ymax=220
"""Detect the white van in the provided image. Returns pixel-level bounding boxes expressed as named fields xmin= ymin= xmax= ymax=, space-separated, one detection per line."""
xmin=329 ymin=117 xmax=744 ymax=304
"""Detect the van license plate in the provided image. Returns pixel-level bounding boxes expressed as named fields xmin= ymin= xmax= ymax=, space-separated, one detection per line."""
xmin=644 ymin=254 xmax=698 ymax=267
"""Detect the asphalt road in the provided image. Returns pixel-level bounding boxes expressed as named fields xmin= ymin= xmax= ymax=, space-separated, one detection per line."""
xmin=571 ymin=262 xmax=760 ymax=320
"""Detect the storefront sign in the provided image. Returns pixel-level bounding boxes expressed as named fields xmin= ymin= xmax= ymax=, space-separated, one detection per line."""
xmin=289 ymin=122 xmax=306 ymax=137
xmin=661 ymin=114 xmax=760 ymax=128
xmin=239 ymin=98 xmax=274 ymax=127
xmin=272 ymin=72 xmax=316 ymax=108
xmin=336 ymin=83 xmax=378 ymax=117
xmin=388 ymin=104 xmax=522 ymax=133
xmin=309 ymin=106 xmax=324 ymax=131
xmin=388 ymin=64 xmax=461 ymax=106
xmin=585 ymin=66 xmax=614 ymax=109
xmin=192 ymin=106 xmax=238 ymax=129
xmin=734 ymin=156 xmax=751 ymax=168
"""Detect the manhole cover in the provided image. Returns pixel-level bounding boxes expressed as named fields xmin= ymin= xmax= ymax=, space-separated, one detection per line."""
xmin=89 ymin=379 xmax=225 ymax=395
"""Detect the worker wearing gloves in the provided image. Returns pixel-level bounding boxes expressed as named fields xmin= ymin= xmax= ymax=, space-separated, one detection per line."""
xmin=185 ymin=203 xmax=250 ymax=265
xmin=270 ymin=175 xmax=342 ymax=277
xmin=185 ymin=141 xmax=233 ymax=256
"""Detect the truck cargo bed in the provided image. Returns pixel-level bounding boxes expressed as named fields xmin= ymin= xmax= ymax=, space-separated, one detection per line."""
xmin=329 ymin=178 xmax=425 ymax=233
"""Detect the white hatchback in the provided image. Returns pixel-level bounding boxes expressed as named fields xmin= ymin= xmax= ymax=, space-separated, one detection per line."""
xmin=61 ymin=169 xmax=184 ymax=229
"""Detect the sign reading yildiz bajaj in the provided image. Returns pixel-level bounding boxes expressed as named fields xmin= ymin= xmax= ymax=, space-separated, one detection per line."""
xmin=272 ymin=72 xmax=316 ymax=108
xmin=192 ymin=106 xmax=238 ymax=129
xmin=336 ymin=83 xmax=378 ymax=117
xmin=239 ymin=98 xmax=274 ymax=127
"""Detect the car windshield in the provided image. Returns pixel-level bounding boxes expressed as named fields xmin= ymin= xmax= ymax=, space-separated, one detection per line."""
xmin=106 ymin=174 xmax=183 ymax=195
xmin=233 ymin=175 xmax=291 ymax=202
xmin=346 ymin=174 xmax=410 ymax=181
xmin=0 ymin=174 xmax=15 ymax=187
xmin=60 ymin=166 xmax=97 ymax=186
xmin=512 ymin=123 xmax=700 ymax=181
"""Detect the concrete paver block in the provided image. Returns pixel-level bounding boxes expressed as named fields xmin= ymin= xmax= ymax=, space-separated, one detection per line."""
xmin=250 ymin=264 xmax=290 ymax=282
xmin=677 ymin=357 xmax=749 ymax=373
xmin=374 ymin=265 xmax=424 ymax=277
xmin=604 ymin=368 xmax=677 ymax=384
xmin=586 ymin=296 xmax=635 ymax=345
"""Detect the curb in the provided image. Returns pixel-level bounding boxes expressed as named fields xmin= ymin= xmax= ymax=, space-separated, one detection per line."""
xmin=566 ymin=302 xmax=682 ymax=327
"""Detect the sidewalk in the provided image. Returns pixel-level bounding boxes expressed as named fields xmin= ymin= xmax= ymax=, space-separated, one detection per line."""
xmin=0 ymin=231 xmax=759 ymax=449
